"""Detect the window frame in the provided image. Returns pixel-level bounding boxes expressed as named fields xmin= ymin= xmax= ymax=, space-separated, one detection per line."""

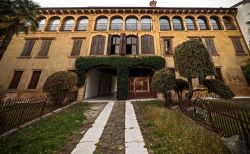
xmin=27 ymin=70 xmax=42 ymax=89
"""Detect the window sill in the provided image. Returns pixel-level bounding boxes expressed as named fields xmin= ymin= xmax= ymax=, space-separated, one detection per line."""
xmin=235 ymin=53 xmax=248 ymax=56
xmin=23 ymin=89 xmax=38 ymax=92
xmin=34 ymin=56 xmax=49 ymax=59
xmin=211 ymin=54 xmax=220 ymax=56
xmin=17 ymin=56 xmax=32 ymax=59
xmin=5 ymin=89 xmax=18 ymax=93
xmin=68 ymin=56 xmax=80 ymax=58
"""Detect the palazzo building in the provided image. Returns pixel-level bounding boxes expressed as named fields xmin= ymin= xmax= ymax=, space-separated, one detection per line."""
xmin=0 ymin=2 xmax=250 ymax=100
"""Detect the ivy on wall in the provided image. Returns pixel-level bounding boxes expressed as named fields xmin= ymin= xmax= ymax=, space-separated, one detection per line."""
xmin=75 ymin=55 xmax=165 ymax=100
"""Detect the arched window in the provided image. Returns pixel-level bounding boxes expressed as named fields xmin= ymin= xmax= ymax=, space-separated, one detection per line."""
xmin=47 ymin=17 xmax=60 ymax=31
xmin=76 ymin=17 xmax=88 ymax=31
xmin=223 ymin=16 xmax=236 ymax=30
xmin=126 ymin=35 xmax=138 ymax=54
xmin=173 ymin=16 xmax=183 ymax=30
xmin=198 ymin=16 xmax=209 ymax=30
xmin=210 ymin=16 xmax=223 ymax=30
xmin=90 ymin=35 xmax=106 ymax=55
xmin=141 ymin=35 xmax=154 ymax=54
xmin=61 ymin=17 xmax=74 ymax=31
xmin=95 ymin=17 xmax=108 ymax=31
xmin=110 ymin=17 xmax=123 ymax=30
xmin=141 ymin=16 xmax=152 ymax=30
xmin=126 ymin=17 xmax=138 ymax=30
xmin=37 ymin=18 xmax=46 ymax=31
xmin=159 ymin=17 xmax=171 ymax=31
xmin=185 ymin=16 xmax=196 ymax=30
xmin=111 ymin=35 xmax=120 ymax=54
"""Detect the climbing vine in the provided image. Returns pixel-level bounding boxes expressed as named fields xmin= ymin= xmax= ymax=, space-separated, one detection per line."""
xmin=75 ymin=55 xmax=165 ymax=100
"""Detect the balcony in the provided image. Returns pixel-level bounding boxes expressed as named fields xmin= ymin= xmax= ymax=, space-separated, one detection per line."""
xmin=61 ymin=24 xmax=74 ymax=31
xmin=173 ymin=23 xmax=183 ymax=30
xmin=46 ymin=24 xmax=59 ymax=31
xmin=75 ymin=24 xmax=88 ymax=31
xmin=96 ymin=23 xmax=107 ymax=31
xmin=141 ymin=24 xmax=152 ymax=31
xmin=110 ymin=23 xmax=123 ymax=30
xmin=160 ymin=24 xmax=171 ymax=31
xmin=126 ymin=24 xmax=137 ymax=30
xmin=186 ymin=23 xmax=196 ymax=30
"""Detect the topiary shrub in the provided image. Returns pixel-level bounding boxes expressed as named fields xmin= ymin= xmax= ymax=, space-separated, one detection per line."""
xmin=43 ymin=71 xmax=77 ymax=106
xmin=244 ymin=63 xmax=250 ymax=83
xmin=152 ymin=68 xmax=176 ymax=107
xmin=0 ymin=85 xmax=5 ymax=103
xmin=174 ymin=79 xmax=189 ymax=101
xmin=174 ymin=39 xmax=214 ymax=100
xmin=203 ymin=79 xmax=235 ymax=99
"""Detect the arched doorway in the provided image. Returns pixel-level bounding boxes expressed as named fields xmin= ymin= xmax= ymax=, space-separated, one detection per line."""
xmin=129 ymin=66 xmax=157 ymax=99
xmin=85 ymin=66 xmax=117 ymax=99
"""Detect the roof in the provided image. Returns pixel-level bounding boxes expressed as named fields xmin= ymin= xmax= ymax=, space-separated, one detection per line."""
xmin=231 ymin=0 xmax=250 ymax=8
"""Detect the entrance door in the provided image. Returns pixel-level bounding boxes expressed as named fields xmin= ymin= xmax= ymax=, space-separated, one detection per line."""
xmin=129 ymin=77 xmax=157 ymax=99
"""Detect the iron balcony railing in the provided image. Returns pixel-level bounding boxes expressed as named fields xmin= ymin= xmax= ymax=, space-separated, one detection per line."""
xmin=199 ymin=23 xmax=209 ymax=30
xmin=224 ymin=23 xmax=236 ymax=30
xmin=173 ymin=23 xmax=183 ymax=30
xmin=110 ymin=23 xmax=123 ymax=30
xmin=46 ymin=24 xmax=59 ymax=31
xmin=141 ymin=23 xmax=152 ymax=30
xmin=186 ymin=23 xmax=196 ymax=30
xmin=61 ymin=24 xmax=74 ymax=31
xmin=126 ymin=24 xmax=137 ymax=30
xmin=96 ymin=23 xmax=107 ymax=31
xmin=160 ymin=24 xmax=171 ymax=31
xmin=37 ymin=24 xmax=44 ymax=31
xmin=76 ymin=23 xmax=88 ymax=31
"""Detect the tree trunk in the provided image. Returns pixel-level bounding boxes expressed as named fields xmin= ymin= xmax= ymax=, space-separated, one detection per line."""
xmin=163 ymin=91 xmax=172 ymax=108
xmin=0 ymin=23 xmax=17 ymax=60
xmin=187 ymin=78 xmax=193 ymax=101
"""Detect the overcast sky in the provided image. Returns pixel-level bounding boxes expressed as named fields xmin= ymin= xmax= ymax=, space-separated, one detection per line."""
xmin=33 ymin=0 xmax=242 ymax=8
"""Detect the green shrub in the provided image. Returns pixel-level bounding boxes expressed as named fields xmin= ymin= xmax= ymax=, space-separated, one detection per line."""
xmin=244 ymin=63 xmax=250 ymax=82
xmin=203 ymin=79 xmax=235 ymax=99
xmin=174 ymin=39 xmax=214 ymax=100
xmin=43 ymin=71 xmax=77 ymax=105
xmin=152 ymin=68 xmax=176 ymax=106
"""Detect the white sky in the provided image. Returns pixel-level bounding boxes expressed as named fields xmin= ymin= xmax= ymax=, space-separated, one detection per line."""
xmin=33 ymin=0 xmax=242 ymax=8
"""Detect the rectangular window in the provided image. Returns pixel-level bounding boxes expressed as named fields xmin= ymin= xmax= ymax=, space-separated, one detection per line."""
xmin=231 ymin=37 xmax=245 ymax=54
xmin=205 ymin=38 xmax=217 ymax=55
xmin=214 ymin=68 xmax=224 ymax=82
xmin=111 ymin=36 xmax=120 ymax=54
xmin=21 ymin=40 xmax=35 ymax=57
xmin=8 ymin=71 xmax=23 ymax=89
xmin=163 ymin=38 xmax=172 ymax=55
xmin=242 ymin=67 xmax=250 ymax=86
xmin=27 ymin=70 xmax=42 ymax=89
xmin=37 ymin=39 xmax=52 ymax=57
xmin=71 ymin=39 xmax=83 ymax=56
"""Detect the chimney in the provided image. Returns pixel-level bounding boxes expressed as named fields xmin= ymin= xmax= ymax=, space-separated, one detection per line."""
xmin=149 ymin=0 xmax=157 ymax=7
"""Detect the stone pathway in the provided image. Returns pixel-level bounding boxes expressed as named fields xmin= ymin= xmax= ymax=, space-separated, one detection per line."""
xmin=125 ymin=101 xmax=148 ymax=154
xmin=94 ymin=102 xmax=125 ymax=154
xmin=71 ymin=101 xmax=148 ymax=154
xmin=71 ymin=101 xmax=114 ymax=154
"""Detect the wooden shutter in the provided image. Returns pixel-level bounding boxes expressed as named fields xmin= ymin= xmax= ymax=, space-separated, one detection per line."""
xmin=231 ymin=38 xmax=244 ymax=54
xmin=71 ymin=39 xmax=83 ymax=56
xmin=8 ymin=71 xmax=23 ymax=89
xmin=28 ymin=71 xmax=42 ymax=89
xmin=120 ymin=33 xmax=126 ymax=55
xmin=136 ymin=36 xmax=139 ymax=54
xmin=205 ymin=38 xmax=217 ymax=55
xmin=141 ymin=35 xmax=154 ymax=54
xmin=21 ymin=40 xmax=35 ymax=56
xmin=38 ymin=40 xmax=52 ymax=56
xmin=90 ymin=35 xmax=106 ymax=55
xmin=107 ymin=34 xmax=112 ymax=55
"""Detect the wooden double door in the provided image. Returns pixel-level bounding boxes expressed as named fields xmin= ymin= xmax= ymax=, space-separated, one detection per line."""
xmin=129 ymin=77 xmax=157 ymax=99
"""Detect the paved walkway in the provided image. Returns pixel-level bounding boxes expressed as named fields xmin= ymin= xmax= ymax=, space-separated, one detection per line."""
xmin=71 ymin=101 xmax=148 ymax=154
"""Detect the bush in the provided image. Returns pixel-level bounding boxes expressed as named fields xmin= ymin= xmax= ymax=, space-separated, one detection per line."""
xmin=0 ymin=85 xmax=5 ymax=103
xmin=43 ymin=71 xmax=77 ymax=106
xmin=152 ymin=68 xmax=176 ymax=106
xmin=244 ymin=63 xmax=250 ymax=82
xmin=203 ymin=79 xmax=235 ymax=99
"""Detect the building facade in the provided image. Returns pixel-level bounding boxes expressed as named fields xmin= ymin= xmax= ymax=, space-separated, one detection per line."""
xmin=0 ymin=6 xmax=250 ymax=100
xmin=232 ymin=0 xmax=250 ymax=50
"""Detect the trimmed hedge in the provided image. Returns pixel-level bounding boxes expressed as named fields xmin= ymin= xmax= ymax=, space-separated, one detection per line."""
xmin=203 ymin=79 xmax=235 ymax=99
xmin=75 ymin=56 xmax=165 ymax=100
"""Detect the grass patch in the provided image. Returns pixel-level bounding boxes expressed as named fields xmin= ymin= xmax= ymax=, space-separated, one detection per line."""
xmin=133 ymin=100 xmax=227 ymax=154
xmin=0 ymin=103 xmax=88 ymax=154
